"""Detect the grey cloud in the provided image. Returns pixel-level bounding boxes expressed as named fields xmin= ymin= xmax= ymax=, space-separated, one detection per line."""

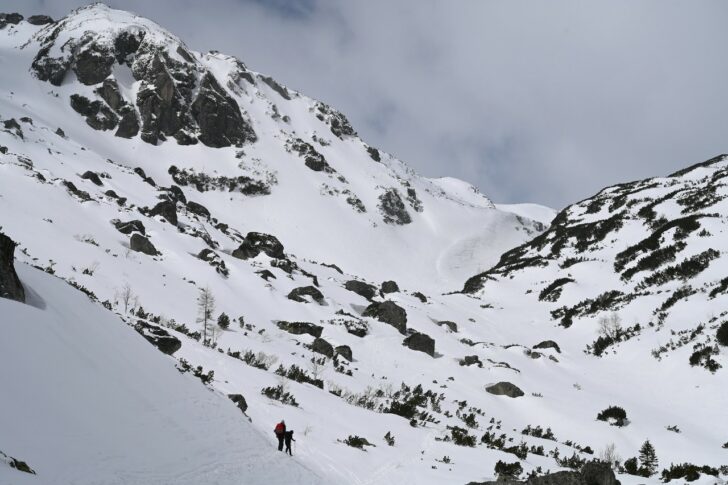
xmin=4 ymin=0 xmax=728 ymax=208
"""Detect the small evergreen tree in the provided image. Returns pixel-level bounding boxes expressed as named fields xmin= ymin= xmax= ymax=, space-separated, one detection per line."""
xmin=196 ymin=286 xmax=216 ymax=345
xmin=218 ymin=312 xmax=230 ymax=330
xmin=638 ymin=440 xmax=658 ymax=477
xmin=384 ymin=431 xmax=395 ymax=446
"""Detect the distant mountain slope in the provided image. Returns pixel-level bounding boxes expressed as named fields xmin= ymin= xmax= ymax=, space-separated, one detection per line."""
xmin=0 ymin=264 xmax=324 ymax=485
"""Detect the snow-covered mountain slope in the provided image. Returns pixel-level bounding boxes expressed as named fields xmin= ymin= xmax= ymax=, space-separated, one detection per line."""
xmin=1 ymin=5 xmax=726 ymax=485
xmin=0 ymin=3 xmax=545 ymax=291
xmin=0 ymin=263 xmax=324 ymax=485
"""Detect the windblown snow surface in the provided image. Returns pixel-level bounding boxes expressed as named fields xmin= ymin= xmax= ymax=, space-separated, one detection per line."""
xmin=0 ymin=5 xmax=726 ymax=485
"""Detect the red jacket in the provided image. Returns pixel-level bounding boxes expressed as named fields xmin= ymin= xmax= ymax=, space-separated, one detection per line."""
xmin=274 ymin=422 xmax=286 ymax=435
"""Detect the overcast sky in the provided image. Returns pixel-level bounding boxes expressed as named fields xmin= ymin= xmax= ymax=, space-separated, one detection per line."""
xmin=7 ymin=0 xmax=728 ymax=208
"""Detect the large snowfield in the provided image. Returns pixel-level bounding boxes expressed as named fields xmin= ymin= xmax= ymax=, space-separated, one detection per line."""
xmin=0 ymin=5 xmax=726 ymax=485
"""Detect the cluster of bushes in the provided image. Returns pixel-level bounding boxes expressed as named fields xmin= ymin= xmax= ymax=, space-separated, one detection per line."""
xmin=538 ymin=278 xmax=575 ymax=302
xmin=521 ymin=424 xmax=556 ymax=441
xmin=661 ymin=463 xmax=720 ymax=482
xmin=274 ymin=364 xmax=323 ymax=389
xmin=636 ymin=249 xmax=720 ymax=290
xmin=688 ymin=345 xmax=721 ymax=373
xmin=226 ymin=349 xmax=277 ymax=370
xmin=620 ymin=242 xmax=687 ymax=281
xmin=551 ymin=290 xmax=625 ymax=328
xmin=343 ymin=435 xmax=374 ymax=450
xmin=168 ymin=165 xmax=270 ymax=195
xmin=176 ymin=358 xmax=214 ymax=385
xmin=261 ymin=385 xmax=298 ymax=407
xmin=596 ymin=406 xmax=628 ymax=427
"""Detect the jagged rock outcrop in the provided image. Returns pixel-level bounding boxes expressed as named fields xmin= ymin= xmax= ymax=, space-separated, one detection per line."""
xmin=276 ymin=321 xmax=323 ymax=338
xmin=363 ymin=300 xmax=407 ymax=334
xmin=0 ymin=13 xmax=23 ymax=29
xmin=192 ymin=72 xmax=255 ymax=147
xmin=403 ymin=332 xmax=435 ymax=357
xmin=378 ymin=188 xmax=411 ymax=225
xmin=0 ymin=233 xmax=25 ymax=303
xmin=197 ymin=249 xmax=229 ymax=277
xmin=70 ymin=94 xmax=118 ymax=131
xmin=186 ymin=201 xmax=210 ymax=218
xmin=459 ymin=355 xmax=482 ymax=367
xmin=437 ymin=320 xmax=458 ymax=333
xmin=412 ymin=291 xmax=427 ymax=303
xmin=344 ymin=280 xmax=377 ymax=300
xmin=148 ymin=200 xmax=177 ymax=225
xmin=81 ymin=170 xmax=103 ymax=186
xmin=485 ymin=381 xmax=524 ymax=398
xmin=134 ymin=321 xmax=181 ymax=355
xmin=130 ymin=233 xmax=159 ymax=256
xmin=533 ymin=340 xmax=561 ymax=353
xmin=287 ymin=286 xmax=325 ymax=304
xmin=27 ymin=15 xmax=54 ymax=25
xmin=232 ymin=232 xmax=285 ymax=260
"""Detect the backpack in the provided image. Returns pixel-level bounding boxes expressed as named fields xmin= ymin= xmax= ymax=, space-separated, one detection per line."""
xmin=274 ymin=422 xmax=285 ymax=435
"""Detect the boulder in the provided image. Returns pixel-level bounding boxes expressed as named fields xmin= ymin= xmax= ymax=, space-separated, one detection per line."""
xmin=485 ymin=381 xmax=524 ymax=398
xmin=363 ymin=301 xmax=407 ymax=334
xmin=134 ymin=321 xmax=181 ymax=355
xmin=27 ymin=15 xmax=54 ymax=25
xmin=186 ymin=201 xmax=210 ymax=218
xmin=112 ymin=219 xmax=146 ymax=235
xmin=276 ymin=321 xmax=323 ymax=338
xmin=232 ymin=232 xmax=285 ymax=260
xmin=256 ymin=269 xmax=276 ymax=281
xmin=0 ymin=233 xmax=25 ymax=303
xmin=380 ymin=280 xmax=399 ymax=294
xmin=0 ymin=13 xmax=23 ymax=28
xmin=311 ymin=337 xmax=334 ymax=358
xmin=533 ymin=340 xmax=561 ymax=353
xmin=412 ymin=291 xmax=427 ymax=303
xmin=459 ymin=355 xmax=482 ymax=367
xmin=115 ymin=106 xmax=140 ymax=138
xmin=344 ymin=280 xmax=377 ymax=300
xmin=129 ymin=233 xmax=159 ymax=256
xmin=403 ymin=332 xmax=435 ymax=357
xmin=227 ymin=393 xmax=248 ymax=414
xmin=149 ymin=200 xmax=177 ymax=225
xmin=95 ymin=78 xmax=124 ymax=111
xmin=437 ymin=320 xmax=458 ymax=332
xmin=287 ymin=286 xmax=325 ymax=304
xmin=81 ymin=171 xmax=103 ymax=186
xmin=335 ymin=345 xmax=353 ymax=361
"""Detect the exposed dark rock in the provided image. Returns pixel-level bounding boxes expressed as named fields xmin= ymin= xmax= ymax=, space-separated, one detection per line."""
xmin=149 ymin=200 xmax=177 ymax=225
xmin=232 ymin=232 xmax=285 ymax=260
xmin=81 ymin=171 xmax=103 ymax=186
xmin=130 ymin=233 xmax=159 ymax=256
xmin=288 ymin=138 xmax=334 ymax=173
xmin=529 ymin=351 xmax=542 ymax=359
xmin=270 ymin=258 xmax=298 ymax=274
xmin=260 ymin=75 xmax=291 ymax=100
xmin=197 ymin=249 xmax=229 ymax=277
xmin=134 ymin=321 xmax=181 ymax=355
xmin=335 ymin=345 xmax=353 ymax=361
xmin=366 ymin=146 xmax=381 ymax=162
xmin=169 ymin=166 xmax=270 ymax=196
xmin=227 ymin=393 xmax=248 ymax=414
xmin=3 ymin=118 xmax=23 ymax=138
xmin=73 ymin=43 xmax=114 ymax=85
xmin=311 ymin=337 xmax=334 ymax=358
xmin=112 ymin=219 xmax=145 ymax=235
xmin=287 ymin=286 xmax=325 ymax=304
xmin=133 ymin=167 xmax=156 ymax=186
xmin=380 ymin=280 xmax=399 ymax=294
xmin=412 ymin=291 xmax=427 ymax=303
xmin=485 ymin=381 xmax=524 ymax=398
xmin=62 ymin=180 xmax=92 ymax=201
xmin=533 ymin=340 xmax=561 ymax=353
xmin=403 ymin=332 xmax=435 ymax=357
xmin=114 ymin=30 xmax=143 ymax=64
xmin=344 ymin=280 xmax=377 ymax=300
xmin=256 ymin=269 xmax=276 ymax=281
xmin=136 ymin=54 xmax=195 ymax=145
xmin=0 ymin=146 xmax=7 ymax=154
xmin=162 ymin=185 xmax=186 ymax=204
xmin=315 ymin=102 xmax=356 ymax=138
xmin=19 ymin=117 xmax=33 ymax=125
xmin=0 ymin=13 xmax=23 ymax=28
xmin=459 ymin=355 xmax=483 ymax=367
xmin=95 ymin=78 xmax=124 ymax=110
xmin=186 ymin=201 xmax=210 ymax=218
xmin=191 ymin=72 xmax=256 ymax=148
xmin=378 ymin=188 xmax=412 ymax=225
xmin=70 ymin=94 xmax=118 ymax=131
xmin=363 ymin=301 xmax=407 ymax=334
xmin=0 ymin=233 xmax=25 ymax=303
xmin=277 ymin=321 xmax=323 ymax=338
xmin=115 ymin=106 xmax=140 ymax=138
xmin=437 ymin=320 xmax=458 ymax=333
xmin=27 ymin=15 xmax=54 ymax=25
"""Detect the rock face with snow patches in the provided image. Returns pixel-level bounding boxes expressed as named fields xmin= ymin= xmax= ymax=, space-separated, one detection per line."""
xmin=0 ymin=232 xmax=24 ymax=302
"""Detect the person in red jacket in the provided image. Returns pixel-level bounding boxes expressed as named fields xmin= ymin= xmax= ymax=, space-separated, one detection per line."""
xmin=274 ymin=420 xmax=286 ymax=451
